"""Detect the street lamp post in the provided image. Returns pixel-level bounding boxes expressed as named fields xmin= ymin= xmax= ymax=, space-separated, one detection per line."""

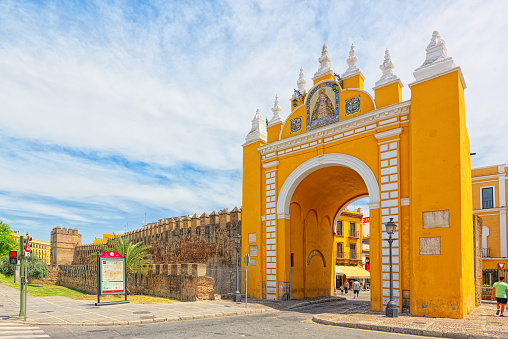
xmin=385 ymin=218 xmax=398 ymax=318
xmin=233 ymin=233 xmax=242 ymax=302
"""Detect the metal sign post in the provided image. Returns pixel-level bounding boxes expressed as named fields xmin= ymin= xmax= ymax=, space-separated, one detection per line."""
xmin=96 ymin=251 xmax=129 ymax=306
xmin=244 ymin=254 xmax=250 ymax=307
xmin=18 ymin=236 xmax=25 ymax=319
xmin=290 ymin=253 xmax=294 ymax=300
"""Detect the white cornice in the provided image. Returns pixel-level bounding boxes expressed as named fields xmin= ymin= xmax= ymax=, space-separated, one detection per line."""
xmin=472 ymin=174 xmax=506 ymax=181
xmin=372 ymin=78 xmax=404 ymax=91
xmin=473 ymin=207 xmax=507 ymax=213
xmin=342 ymin=70 xmax=366 ymax=81
xmin=374 ymin=128 xmax=403 ymax=140
xmin=262 ymin=161 xmax=279 ymax=169
xmin=408 ymin=66 xmax=466 ymax=90
xmin=261 ymin=100 xmax=410 ymax=155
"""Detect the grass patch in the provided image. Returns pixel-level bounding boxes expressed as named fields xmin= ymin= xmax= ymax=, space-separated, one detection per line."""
xmin=0 ymin=273 xmax=178 ymax=304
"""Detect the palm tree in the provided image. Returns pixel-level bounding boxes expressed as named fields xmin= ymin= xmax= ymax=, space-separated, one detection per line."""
xmin=89 ymin=234 xmax=152 ymax=276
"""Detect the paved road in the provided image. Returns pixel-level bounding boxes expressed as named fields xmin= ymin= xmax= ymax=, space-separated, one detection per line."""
xmin=0 ymin=321 xmax=50 ymax=338
xmin=41 ymin=301 xmax=431 ymax=339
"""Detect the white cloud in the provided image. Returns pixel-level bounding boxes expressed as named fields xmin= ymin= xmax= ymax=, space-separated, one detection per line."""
xmin=0 ymin=0 xmax=507 ymax=242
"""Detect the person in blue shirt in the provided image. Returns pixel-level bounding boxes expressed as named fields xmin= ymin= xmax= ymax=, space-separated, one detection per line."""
xmin=491 ymin=276 xmax=508 ymax=316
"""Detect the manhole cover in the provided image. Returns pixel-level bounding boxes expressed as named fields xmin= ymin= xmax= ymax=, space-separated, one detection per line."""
xmin=140 ymin=315 xmax=155 ymax=320
xmin=133 ymin=311 xmax=150 ymax=314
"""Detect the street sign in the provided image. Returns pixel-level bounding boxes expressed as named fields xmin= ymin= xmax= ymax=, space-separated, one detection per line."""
xmin=498 ymin=263 xmax=505 ymax=270
xmin=244 ymin=254 xmax=250 ymax=266
xmin=24 ymin=236 xmax=30 ymax=253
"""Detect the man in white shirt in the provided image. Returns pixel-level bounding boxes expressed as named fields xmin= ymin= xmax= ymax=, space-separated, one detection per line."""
xmin=352 ymin=279 xmax=361 ymax=299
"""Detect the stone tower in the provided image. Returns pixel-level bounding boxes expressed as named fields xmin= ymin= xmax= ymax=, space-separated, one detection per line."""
xmin=50 ymin=226 xmax=82 ymax=268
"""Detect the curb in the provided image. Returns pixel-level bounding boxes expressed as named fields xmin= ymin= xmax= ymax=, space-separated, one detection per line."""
xmin=311 ymin=315 xmax=504 ymax=339
xmin=26 ymin=308 xmax=271 ymax=327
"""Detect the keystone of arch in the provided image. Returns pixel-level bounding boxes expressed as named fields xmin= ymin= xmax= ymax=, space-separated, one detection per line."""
xmin=277 ymin=153 xmax=380 ymax=219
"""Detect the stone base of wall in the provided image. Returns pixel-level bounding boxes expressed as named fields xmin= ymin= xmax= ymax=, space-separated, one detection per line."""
xmin=56 ymin=263 xmax=214 ymax=301
xmin=29 ymin=268 xmax=58 ymax=285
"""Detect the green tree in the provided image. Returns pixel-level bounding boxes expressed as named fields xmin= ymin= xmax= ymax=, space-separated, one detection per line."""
xmin=0 ymin=219 xmax=17 ymax=257
xmin=89 ymin=234 xmax=152 ymax=275
xmin=0 ymin=254 xmax=48 ymax=279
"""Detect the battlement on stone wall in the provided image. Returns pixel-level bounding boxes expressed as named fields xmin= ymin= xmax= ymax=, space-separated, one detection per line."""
xmin=70 ymin=207 xmax=242 ymax=266
xmin=51 ymin=226 xmax=80 ymax=235
xmin=124 ymin=206 xmax=242 ymax=240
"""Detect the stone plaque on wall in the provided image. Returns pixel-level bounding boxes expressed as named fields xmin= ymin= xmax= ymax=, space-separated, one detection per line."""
xmin=423 ymin=210 xmax=449 ymax=229
xmin=250 ymin=245 xmax=258 ymax=257
xmin=248 ymin=233 xmax=256 ymax=243
xmin=420 ymin=237 xmax=441 ymax=255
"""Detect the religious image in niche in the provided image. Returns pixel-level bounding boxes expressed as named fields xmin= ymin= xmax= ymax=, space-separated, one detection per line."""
xmin=310 ymin=88 xmax=335 ymax=126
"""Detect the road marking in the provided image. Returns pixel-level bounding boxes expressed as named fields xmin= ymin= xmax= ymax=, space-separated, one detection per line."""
xmin=0 ymin=323 xmax=50 ymax=338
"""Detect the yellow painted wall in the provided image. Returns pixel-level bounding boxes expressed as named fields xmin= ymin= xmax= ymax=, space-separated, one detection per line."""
xmin=409 ymin=70 xmax=474 ymax=318
xmin=374 ymin=81 xmax=402 ymax=109
xmin=242 ymin=140 xmax=265 ymax=298
xmin=334 ymin=213 xmax=363 ymax=266
xmin=242 ymin=48 xmax=474 ymax=319
xmin=279 ymin=81 xmax=375 ymax=140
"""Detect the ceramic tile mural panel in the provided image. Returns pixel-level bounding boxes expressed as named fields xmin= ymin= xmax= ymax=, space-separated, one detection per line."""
xmin=306 ymin=82 xmax=340 ymax=130
xmin=290 ymin=117 xmax=302 ymax=133
xmin=345 ymin=95 xmax=361 ymax=116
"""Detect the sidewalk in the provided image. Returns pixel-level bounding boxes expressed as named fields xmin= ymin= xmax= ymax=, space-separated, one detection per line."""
xmin=312 ymin=299 xmax=508 ymax=339
xmin=0 ymin=283 xmax=271 ymax=326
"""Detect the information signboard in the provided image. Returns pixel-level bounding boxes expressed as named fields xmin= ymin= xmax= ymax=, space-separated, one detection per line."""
xmin=98 ymin=251 xmax=125 ymax=295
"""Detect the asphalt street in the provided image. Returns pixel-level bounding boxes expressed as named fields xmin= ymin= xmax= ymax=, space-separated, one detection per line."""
xmin=40 ymin=301 xmax=431 ymax=339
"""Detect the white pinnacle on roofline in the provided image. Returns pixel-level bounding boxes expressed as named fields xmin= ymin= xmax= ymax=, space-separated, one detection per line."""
xmin=292 ymin=67 xmax=307 ymax=100
xmin=244 ymin=109 xmax=267 ymax=145
xmin=268 ymin=95 xmax=284 ymax=126
xmin=413 ymin=31 xmax=456 ymax=82
xmin=342 ymin=44 xmax=363 ymax=79
xmin=374 ymin=49 xmax=400 ymax=88
xmin=313 ymin=43 xmax=334 ymax=80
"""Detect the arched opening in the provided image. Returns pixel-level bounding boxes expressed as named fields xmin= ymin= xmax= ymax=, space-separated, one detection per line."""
xmin=279 ymin=154 xmax=377 ymax=299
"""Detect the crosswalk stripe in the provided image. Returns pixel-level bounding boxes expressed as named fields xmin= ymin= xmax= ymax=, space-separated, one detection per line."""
xmin=0 ymin=336 xmax=49 ymax=339
xmin=1 ymin=330 xmax=45 ymax=334
xmin=0 ymin=323 xmax=49 ymax=338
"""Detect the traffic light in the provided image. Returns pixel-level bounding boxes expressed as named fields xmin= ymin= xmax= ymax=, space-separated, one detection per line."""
xmin=9 ymin=250 xmax=17 ymax=264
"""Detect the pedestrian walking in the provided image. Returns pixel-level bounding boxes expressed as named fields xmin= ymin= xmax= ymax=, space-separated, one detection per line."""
xmin=492 ymin=276 xmax=508 ymax=316
xmin=352 ymin=279 xmax=360 ymax=299
xmin=344 ymin=280 xmax=349 ymax=294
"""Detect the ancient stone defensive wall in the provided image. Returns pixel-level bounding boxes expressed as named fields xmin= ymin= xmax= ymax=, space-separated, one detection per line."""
xmin=57 ymin=263 xmax=214 ymax=301
xmin=71 ymin=207 xmax=242 ymax=269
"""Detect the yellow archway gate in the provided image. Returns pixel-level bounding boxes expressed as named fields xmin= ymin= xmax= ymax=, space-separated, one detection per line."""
xmin=242 ymin=32 xmax=475 ymax=319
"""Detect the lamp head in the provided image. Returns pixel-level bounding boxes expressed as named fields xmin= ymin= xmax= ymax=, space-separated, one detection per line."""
xmin=234 ymin=233 xmax=241 ymax=244
xmin=385 ymin=218 xmax=396 ymax=235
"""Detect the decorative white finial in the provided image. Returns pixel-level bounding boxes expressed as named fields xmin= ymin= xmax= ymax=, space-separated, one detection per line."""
xmin=313 ymin=43 xmax=334 ymax=80
xmin=413 ymin=31 xmax=456 ymax=82
xmin=297 ymin=67 xmax=306 ymax=93
xmin=375 ymin=49 xmax=399 ymax=87
xmin=244 ymin=109 xmax=267 ymax=145
xmin=268 ymin=95 xmax=284 ymax=126
xmin=341 ymin=44 xmax=362 ymax=79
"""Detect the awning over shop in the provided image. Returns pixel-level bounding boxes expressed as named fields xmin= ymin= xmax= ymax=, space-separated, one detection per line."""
xmin=335 ymin=265 xmax=370 ymax=278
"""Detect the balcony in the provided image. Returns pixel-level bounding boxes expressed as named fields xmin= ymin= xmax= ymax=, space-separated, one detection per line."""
xmin=349 ymin=252 xmax=360 ymax=260
xmin=336 ymin=231 xmax=344 ymax=237
xmin=349 ymin=230 xmax=359 ymax=238
xmin=482 ymin=248 xmax=491 ymax=258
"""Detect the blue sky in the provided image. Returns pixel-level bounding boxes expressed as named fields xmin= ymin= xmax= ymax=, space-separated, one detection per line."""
xmin=0 ymin=0 xmax=507 ymax=243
